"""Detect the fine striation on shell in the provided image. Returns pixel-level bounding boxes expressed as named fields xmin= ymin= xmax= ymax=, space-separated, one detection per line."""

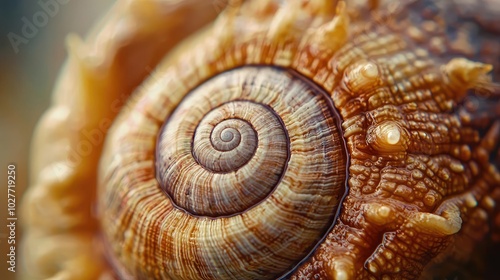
xmin=99 ymin=67 xmax=347 ymax=279
xmin=21 ymin=0 xmax=500 ymax=279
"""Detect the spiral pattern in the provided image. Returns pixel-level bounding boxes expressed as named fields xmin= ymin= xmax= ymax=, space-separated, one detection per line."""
xmin=157 ymin=99 xmax=289 ymax=216
xmin=100 ymin=66 xmax=347 ymax=279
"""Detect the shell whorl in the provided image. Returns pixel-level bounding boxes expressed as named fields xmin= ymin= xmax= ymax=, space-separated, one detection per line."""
xmin=100 ymin=66 xmax=347 ymax=279
xmin=158 ymin=97 xmax=287 ymax=216
xmin=20 ymin=0 xmax=500 ymax=279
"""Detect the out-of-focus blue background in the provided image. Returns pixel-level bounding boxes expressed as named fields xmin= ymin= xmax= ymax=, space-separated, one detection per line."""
xmin=0 ymin=1 xmax=113 ymax=279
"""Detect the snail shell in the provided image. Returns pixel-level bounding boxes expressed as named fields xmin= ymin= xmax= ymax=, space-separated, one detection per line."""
xmin=21 ymin=0 xmax=500 ymax=279
xmin=100 ymin=66 xmax=347 ymax=279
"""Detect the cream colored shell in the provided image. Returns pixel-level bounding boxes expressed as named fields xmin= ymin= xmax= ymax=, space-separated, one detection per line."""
xmin=99 ymin=66 xmax=346 ymax=279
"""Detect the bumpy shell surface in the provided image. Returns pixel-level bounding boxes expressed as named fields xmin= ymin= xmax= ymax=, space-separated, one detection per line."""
xmin=22 ymin=0 xmax=500 ymax=279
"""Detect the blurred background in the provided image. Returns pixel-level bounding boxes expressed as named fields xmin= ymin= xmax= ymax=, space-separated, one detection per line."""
xmin=0 ymin=1 xmax=113 ymax=279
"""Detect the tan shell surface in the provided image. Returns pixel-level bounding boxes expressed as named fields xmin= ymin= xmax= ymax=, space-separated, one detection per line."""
xmin=99 ymin=66 xmax=347 ymax=279
xmin=21 ymin=0 xmax=500 ymax=279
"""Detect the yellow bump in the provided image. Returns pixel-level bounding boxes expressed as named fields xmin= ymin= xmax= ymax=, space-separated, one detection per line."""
xmin=212 ymin=2 xmax=239 ymax=48
xmin=423 ymin=193 xmax=437 ymax=207
xmin=449 ymin=161 xmax=464 ymax=173
xmin=475 ymin=208 xmax=488 ymax=221
xmin=309 ymin=1 xmax=349 ymax=51
xmin=362 ymin=62 xmax=379 ymax=79
xmin=412 ymin=170 xmax=423 ymax=180
xmin=378 ymin=205 xmax=391 ymax=218
xmin=327 ymin=258 xmax=353 ymax=280
xmin=66 ymin=33 xmax=105 ymax=70
xmin=409 ymin=205 xmax=462 ymax=236
xmin=367 ymin=121 xmax=409 ymax=153
xmin=267 ymin=2 xmax=299 ymax=40
xmin=438 ymin=168 xmax=451 ymax=181
xmin=305 ymin=0 xmax=337 ymax=16
xmin=386 ymin=126 xmax=401 ymax=145
xmin=482 ymin=196 xmax=496 ymax=210
xmin=464 ymin=193 xmax=477 ymax=208
xmin=344 ymin=62 xmax=380 ymax=93
xmin=335 ymin=269 xmax=349 ymax=280
xmin=442 ymin=58 xmax=493 ymax=96
xmin=365 ymin=203 xmax=395 ymax=225
xmin=65 ymin=33 xmax=105 ymax=112
xmin=368 ymin=262 xmax=378 ymax=274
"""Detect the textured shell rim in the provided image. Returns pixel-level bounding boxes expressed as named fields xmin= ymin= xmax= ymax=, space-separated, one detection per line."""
xmin=148 ymin=65 xmax=353 ymax=279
